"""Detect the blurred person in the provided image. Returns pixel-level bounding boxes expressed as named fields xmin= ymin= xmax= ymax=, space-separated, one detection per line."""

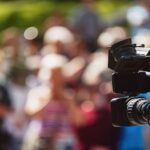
xmin=42 ymin=26 xmax=87 ymax=85
xmin=0 ymin=28 xmax=23 ymax=82
xmin=76 ymin=69 xmax=121 ymax=150
xmin=70 ymin=0 xmax=105 ymax=52
xmin=24 ymin=54 xmax=84 ymax=150
xmin=4 ymin=62 xmax=29 ymax=150
xmin=2 ymin=27 xmax=21 ymax=62
xmin=42 ymin=26 xmax=74 ymax=57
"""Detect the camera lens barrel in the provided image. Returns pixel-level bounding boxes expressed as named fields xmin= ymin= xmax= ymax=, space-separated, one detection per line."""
xmin=127 ymin=97 xmax=150 ymax=125
xmin=111 ymin=97 xmax=150 ymax=127
xmin=111 ymin=97 xmax=134 ymax=127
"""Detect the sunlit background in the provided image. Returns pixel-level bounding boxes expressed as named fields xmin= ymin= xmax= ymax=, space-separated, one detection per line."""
xmin=0 ymin=0 xmax=149 ymax=150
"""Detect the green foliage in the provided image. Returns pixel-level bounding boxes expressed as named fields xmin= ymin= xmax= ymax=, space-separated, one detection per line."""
xmin=0 ymin=1 xmax=131 ymax=33
xmin=0 ymin=1 xmax=76 ymax=31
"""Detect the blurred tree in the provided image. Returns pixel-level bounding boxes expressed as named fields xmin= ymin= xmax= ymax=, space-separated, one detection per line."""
xmin=0 ymin=0 xmax=131 ymax=33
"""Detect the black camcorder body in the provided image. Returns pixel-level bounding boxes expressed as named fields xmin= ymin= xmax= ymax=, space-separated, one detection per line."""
xmin=109 ymin=38 xmax=150 ymax=127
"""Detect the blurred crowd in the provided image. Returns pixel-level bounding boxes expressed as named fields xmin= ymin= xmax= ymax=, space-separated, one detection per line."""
xmin=0 ymin=0 xmax=150 ymax=150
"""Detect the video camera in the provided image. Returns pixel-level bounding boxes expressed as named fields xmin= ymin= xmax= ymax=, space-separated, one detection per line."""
xmin=108 ymin=38 xmax=150 ymax=127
